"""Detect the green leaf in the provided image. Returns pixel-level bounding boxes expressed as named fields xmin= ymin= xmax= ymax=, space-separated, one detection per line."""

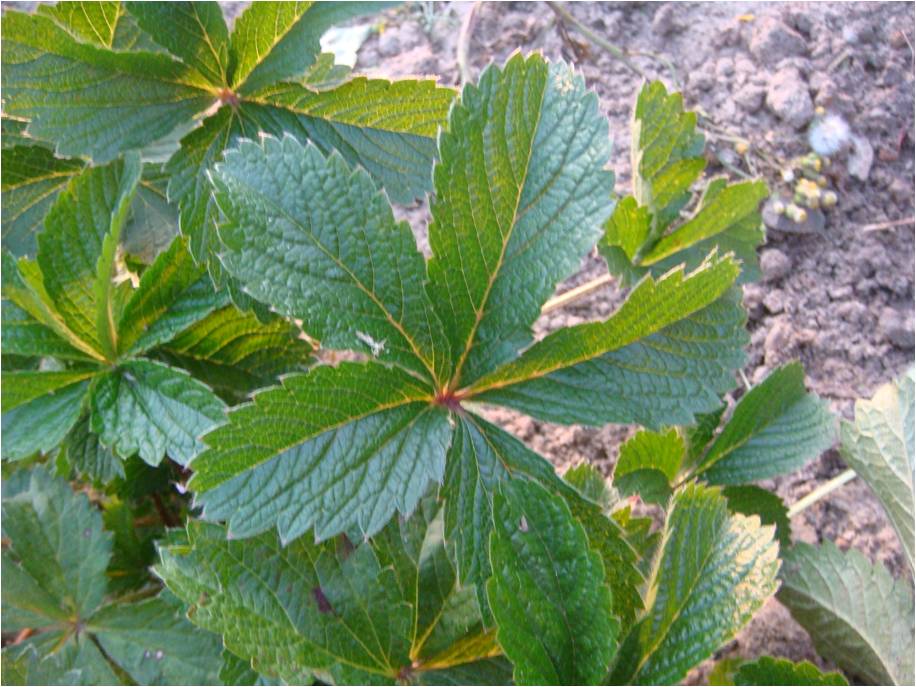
xmin=88 ymin=595 xmax=223 ymax=685
xmin=693 ymin=363 xmax=837 ymax=484
xmin=2 ymin=116 xmax=40 ymax=149
xmin=301 ymin=52 xmax=352 ymax=91
xmin=251 ymin=77 xmax=456 ymax=204
xmin=442 ymin=413 xmax=561 ymax=588
xmin=612 ymin=506 xmax=660 ymax=578
xmin=839 ymin=368 xmax=914 ymax=573
xmin=1 ymin=639 xmax=117 ymax=686
xmin=685 ymin=404 xmax=727 ymax=465
xmin=564 ymin=462 xmax=617 ymax=512
xmin=121 ymin=164 xmax=180 ymax=263
xmin=637 ymin=178 xmax=767 ymax=285
xmin=734 ymin=656 xmax=848 ymax=686
xmin=1 ymin=369 xmax=98 ymax=411
xmin=610 ymin=483 xmax=780 ymax=685
xmin=373 ymin=498 xmax=496 ymax=670
xmin=93 ymin=153 xmax=143 ymax=360
xmin=1 ymin=10 xmax=213 ymax=162
xmin=37 ymin=2 xmax=122 ymax=48
xmin=599 ymin=81 xmax=766 ymax=286
xmin=1 ymin=144 xmax=85 ymax=257
xmin=561 ymin=483 xmax=646 ymax=628
xmin=36 ymin=156 xmax=141 ymax=356
xmin=1 ymin=377 xmax=91 ymax=461
xmin=418 ymin=657 xmax=513 ymax=685
xmin=90 ymin=359 xmax=227 ymax=466
xmin=426 ymin=55 xmax=614 ymax=387
xmin=779 ymin=542 xmax=915 ymax=685
xmin=127 ymin=2 xmax=230 ymax=87
xmin=1 ymin=467 xmax=112 ymax=631
xmin=220 ymin=650 xmax=283 ymax=686
xmin=211 ymin=135 xmax=448 ymax=381
xmin=469 ymin=259 xmax=746 ymax=429
xmin=722 ymin=485 xmax=791 ymax=547
xmin=3 ymin=252 xmax=107 ymax=362
xmin=102 ymin=500 xmax=156 ymax=593
xmin=613 ymin=428 xmax=685 ymax=505
xmin=191 ymin=360 xmax=451 ymax=542
xmin=640 ymin=180 xmax=768 ymax=266
xmin=2 ymin=644 xmax=84 ymax=686
xmin=630 ymin=81 xmax=705 ymax=230
xmin=157 ymin=520 xmax=413 ymax=684
xmin=1 ymin=299 xmax=91 ymax=361
xmin=116 ymin=236 xmax=226 ymax=357
xmin=486 ymin=479 xmax=618 ymax=685
xmin=228 ymin=1 xmax=393 ymax=95
xmin=64 ymin=413 xmax=125 ymax=484
xmin=158 ymin=305 xmax=313 ymax=401
xmin=165 ymin=106 xmax=254 ymax=265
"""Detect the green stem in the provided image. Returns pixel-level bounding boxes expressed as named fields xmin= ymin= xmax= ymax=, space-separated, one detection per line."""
xmin=787 ymin=469 xmax=857 ymax=518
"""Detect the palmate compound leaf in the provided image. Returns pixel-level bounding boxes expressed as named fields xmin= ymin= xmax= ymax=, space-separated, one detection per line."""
xmin=193 ymin=53 xmax=748 ymax=557
xmin=156 ymin=500 xmax=498 ymax=685
xmin=778 ymin=542 xmax=915 ymax=686
xmin=610 ymin=482 xmax=780 ymax=686
xmin=486 ymin=479 xmax=619 ymax=685
xmin=839 ymin=367 xmax=915 ymax=573
xmin=1 ymin=466 xmax=111 ymax=632
xmin=599 ymin=80 xmax=768 ymax=287
xmin=2 ymin=1 xmax=454 ymax=275
xmin=690 ymin=362 xmax=837 ymax=484
xmin=733 ymin=656 xmax=848 ymax=686
xmin=1 ymin=162 xmax=261 ymax=472
xmin=1 ymin=467 xmax=223 ymax=685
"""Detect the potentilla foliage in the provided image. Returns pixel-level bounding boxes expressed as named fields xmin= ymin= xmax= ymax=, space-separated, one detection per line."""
xmin=1 ymin=0 xmax=454 ymax=277
xmin=0 ymin=1 xmax=842 ymax=683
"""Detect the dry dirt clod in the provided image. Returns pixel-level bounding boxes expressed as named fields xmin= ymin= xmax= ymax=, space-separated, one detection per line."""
xmin=760 ymin=248 xmax=793 ymax=282
xmin=749 ymin=16 xmax=808 ymax=66
xmin=734 ymin=83 xmax=766 ymax=113
xmin=766 ymin=67 xmax=815 ymax=129
xmin=651 ymin=3 xmax=681 ymax=38
xmin=878 ymin=306 xmax=915 ymax=349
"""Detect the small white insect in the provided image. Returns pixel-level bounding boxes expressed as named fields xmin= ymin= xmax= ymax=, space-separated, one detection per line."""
xmin=355 ymin=331 xmax=386 ymax=357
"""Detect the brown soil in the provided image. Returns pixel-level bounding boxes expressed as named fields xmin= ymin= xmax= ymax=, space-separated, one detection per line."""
xmin=356 ymin=1 xmax=915 ymax=679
